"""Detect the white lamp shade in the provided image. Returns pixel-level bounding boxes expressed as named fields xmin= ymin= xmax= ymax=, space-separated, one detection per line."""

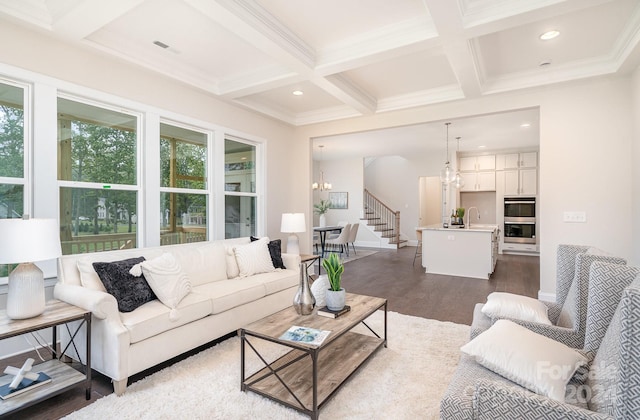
xmin=281 ymin=213 xmax=306 ymax=233
xmin=0 ymin=218 xmax=62 ymax=264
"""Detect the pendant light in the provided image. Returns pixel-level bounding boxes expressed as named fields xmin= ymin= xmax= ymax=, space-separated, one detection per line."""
xmin=453 ymin=136 xmax=465 ymax=189
xmin=440 ymin=122 xmax=455 ymax=184
xmin=312 ymin=145 xmax=332 ymax=191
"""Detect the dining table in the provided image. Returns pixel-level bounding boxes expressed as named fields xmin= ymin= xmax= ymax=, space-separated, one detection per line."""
xmin=313 ymin=225 xmax=344 ymax=272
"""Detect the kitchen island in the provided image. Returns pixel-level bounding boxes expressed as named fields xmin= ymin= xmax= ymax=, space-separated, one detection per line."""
xmin=420 ymin=224 xmax=499 ymax=280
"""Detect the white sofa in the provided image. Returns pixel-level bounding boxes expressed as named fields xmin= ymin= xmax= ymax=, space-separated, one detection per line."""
xmin=54 ymin=237 xmax=300 ymax=395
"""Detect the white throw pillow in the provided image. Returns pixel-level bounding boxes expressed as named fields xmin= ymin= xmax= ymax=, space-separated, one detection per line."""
xmin=130 ymin=253 xmax=191 ymax=320
xmin=461 ymin=319 xmax=588 ymax=401
xmin=233 ymin=237 xmax=275 ymax=277
xmin=225 ymin=245 xmax=240 ymax=279
xmin=77 ymin=258 xmax=107 ymax=292
xmin=481 ymin=292 xmax=552 ymax=325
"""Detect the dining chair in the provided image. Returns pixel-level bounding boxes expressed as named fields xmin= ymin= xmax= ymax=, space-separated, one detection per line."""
xmin=326 ymin=224 xmax=351 ymax=256
xmin=328 ymin=221 xmax=348 ymax=240
xmin=346 ymin=223 xmax=359 ymax=255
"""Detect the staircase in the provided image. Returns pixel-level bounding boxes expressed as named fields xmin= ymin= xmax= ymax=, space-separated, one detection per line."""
xmin=362 ymin=189 xmax=407 ymax=249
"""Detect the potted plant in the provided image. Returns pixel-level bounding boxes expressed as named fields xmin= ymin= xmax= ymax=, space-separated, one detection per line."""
xmin=322 ymin=253 xmax=345 ymax=311
xmin=314 ymin=199 xmax=331 ymax=227
xmin=456 ymin=207 xmax=465 ymax=225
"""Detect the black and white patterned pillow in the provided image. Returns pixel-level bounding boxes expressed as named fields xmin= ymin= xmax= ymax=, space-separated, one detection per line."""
xmin=250 ymin=236 xmax=286 ymax=269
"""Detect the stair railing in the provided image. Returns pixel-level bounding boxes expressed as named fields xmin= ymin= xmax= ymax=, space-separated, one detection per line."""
xmin=363 ymin=189 xmax=401 ymax=248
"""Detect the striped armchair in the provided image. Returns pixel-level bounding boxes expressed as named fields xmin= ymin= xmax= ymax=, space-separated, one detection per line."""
xmin=440 ymin=262 xmax=640 ymax=419
xmin=470 ymin=246 xmax=626 ymax=349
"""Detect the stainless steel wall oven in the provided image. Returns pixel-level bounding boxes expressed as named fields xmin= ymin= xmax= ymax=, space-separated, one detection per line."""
xmin=504 ymin=197 xmax=536 ymax=244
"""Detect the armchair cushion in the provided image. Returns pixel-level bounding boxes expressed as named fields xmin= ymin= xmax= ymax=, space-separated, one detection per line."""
xmin=481 ymin=292 xmax=552 ymax=325
xmin=461 ymin=320 xmax=587 ymax=401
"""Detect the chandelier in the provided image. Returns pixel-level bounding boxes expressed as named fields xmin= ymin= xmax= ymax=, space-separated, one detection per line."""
xmin=440 ymin=122 xmax=456 ymax=184
xmin=312 ymin=145 xmax=332 ymax=191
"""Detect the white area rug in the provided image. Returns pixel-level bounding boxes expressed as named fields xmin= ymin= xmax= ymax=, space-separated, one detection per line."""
xmin=65 ymin=311 xmax=469 ymax=420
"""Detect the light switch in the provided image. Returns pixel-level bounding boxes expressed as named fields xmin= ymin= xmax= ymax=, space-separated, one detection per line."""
xmin=563 ymin=211 xmax=587 ymax=223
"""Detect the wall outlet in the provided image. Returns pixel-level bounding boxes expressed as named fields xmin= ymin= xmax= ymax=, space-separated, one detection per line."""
xmin=563 ymin=211 xmax=587 ymax=223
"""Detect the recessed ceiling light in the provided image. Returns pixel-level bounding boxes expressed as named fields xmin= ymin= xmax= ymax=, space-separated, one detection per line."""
xmin=478 ymin=145 xmax=486 ymax=149
xmin=520 ymin=123 xmax=531 ymax=128
xmin=292 ymin=90 xmax=304 ymax=96
xmin=540 ymin=30 xmax=560 ymax=41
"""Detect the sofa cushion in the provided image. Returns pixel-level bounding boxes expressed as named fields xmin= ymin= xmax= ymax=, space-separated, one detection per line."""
xmin=194 ymin=278 xmax=267 ymax=314
xmin=130 ymin=253 xmax=192 ymax=320
xmin=250 ymin=236 xmax=285 ymax=269
xmin=120 ymin=291 xmax=213 ymax=344
xmin=233 ymin=237 xmax=275 ymax=277
xmin=93 ymin=257 xmax=157 ymax=313
xmin=251 ymin=270 xmax=298 ymax=295
xmin=461 ymin=319 xmax=588 ymax=401
xmin=165 ymin=242 xmax=227 ymax=286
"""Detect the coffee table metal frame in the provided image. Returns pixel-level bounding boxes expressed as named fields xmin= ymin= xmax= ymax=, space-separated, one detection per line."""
xmin=239 ymin=294 xmax=387 ymax=419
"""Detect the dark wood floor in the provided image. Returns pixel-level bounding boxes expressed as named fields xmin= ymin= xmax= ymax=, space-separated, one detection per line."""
xmin=1 ymin=246 xmax=538 ymax=419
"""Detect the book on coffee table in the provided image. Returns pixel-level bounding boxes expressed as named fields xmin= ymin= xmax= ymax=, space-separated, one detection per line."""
xmin=317 ymin=305 xmax=351 ymax=319
xmin=279 ymin=326 xmax=330 ymax=346
xmin=0 ymin=372 xmax=51 ymax=400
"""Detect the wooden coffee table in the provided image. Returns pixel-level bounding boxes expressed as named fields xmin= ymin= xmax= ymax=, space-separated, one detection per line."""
xmin=239 ymin=293 xmax=387 ymax=419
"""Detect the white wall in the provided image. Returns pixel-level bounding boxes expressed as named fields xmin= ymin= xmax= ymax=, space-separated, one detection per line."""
xmin=364 ymin=153 xmax=443 ymax=241
xmin=295 ymin=76 xmax=636 ymax=298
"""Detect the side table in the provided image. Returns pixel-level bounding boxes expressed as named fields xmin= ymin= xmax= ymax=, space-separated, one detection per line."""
xmin=0 ymin=299 xmax=91 ymax=416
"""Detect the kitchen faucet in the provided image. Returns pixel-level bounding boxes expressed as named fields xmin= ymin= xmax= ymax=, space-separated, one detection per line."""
xmin=467 ymin=207 xmax=480 ymax=228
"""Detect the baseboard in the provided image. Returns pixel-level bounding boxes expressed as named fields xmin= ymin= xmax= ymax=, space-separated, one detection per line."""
xmin=354 ymin=240 xmax=396 ymax=250
xmin=538 ymin=291 xmax=556 ymax=303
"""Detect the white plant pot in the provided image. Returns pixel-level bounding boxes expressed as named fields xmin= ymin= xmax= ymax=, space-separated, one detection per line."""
xmin=325 ymin=288 xmax=346 ymax=311
xmin=319 ymin=214 xmax=327 ymax=227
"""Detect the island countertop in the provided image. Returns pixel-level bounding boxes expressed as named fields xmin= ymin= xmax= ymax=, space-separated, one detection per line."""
xmin=419 ymin=223 xmax=499 ymax=232
xmin=420 ymin=224 xmax=499 ymax=279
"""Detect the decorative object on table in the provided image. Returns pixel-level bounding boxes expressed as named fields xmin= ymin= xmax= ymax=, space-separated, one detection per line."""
xmin=312 ymin=144 xmax=332 ymax=191
xmin=279 ymin=325 xmax=330 ymax=346
xmin=328 ymin=192 xmax=348 ymax=209
xmin=317 ymin=305 xmax=351 ymax=319
xmin=322 ymin=253 xmax=346 ymax=311
xmin=314 ymin=199 xmax=331 ymax=227
xmin=280 ymin=213 xmax=306 ymax=255
xmin=0 ymin=217 xmax=62 ymax=319
xmin=1 ymin=358 xmax=52 ymax=400
xmin=310 ymin=274 xmax=330 ymax=307
xmin=293 ymin=262 xmax=315 ymax=315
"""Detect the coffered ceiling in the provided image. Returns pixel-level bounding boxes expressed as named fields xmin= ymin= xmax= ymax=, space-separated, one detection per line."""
xmin=0 ymin=0 xmax=638 ymax=128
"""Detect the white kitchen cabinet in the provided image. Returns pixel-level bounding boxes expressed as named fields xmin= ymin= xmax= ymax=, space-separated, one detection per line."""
xmin=496 ymin=152 xmax=537 ymax=170
xmin=504 ymin=168 xmax=537 ymax=195
xmin=459 ymin=155 xmax=495 ymax=172
xmin=460 ymin=171 xmax=495 ymax=192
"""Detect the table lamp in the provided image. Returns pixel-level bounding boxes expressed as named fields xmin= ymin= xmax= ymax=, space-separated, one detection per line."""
xmin=0 ymin=218 xmax=62 ymax=319
xmin=281 ymin=213 xmax=306 ymax=255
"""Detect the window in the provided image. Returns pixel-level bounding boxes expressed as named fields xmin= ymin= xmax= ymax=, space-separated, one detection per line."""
xmin=224 ymin=138 xmax=257 ymax=238
xmin=57 ymin=97 xmax=139 ymax=254
xmin=0 ymin=81 xmax=26 ymax=277
xmin=160 ymin=123 xmax=208 ymax=245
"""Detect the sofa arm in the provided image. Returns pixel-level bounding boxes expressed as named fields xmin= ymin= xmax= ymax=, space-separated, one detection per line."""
xmin=54 ymin=283 xmax=119 ymax=321
xmin=473 ymin=381 xmax=612 ymax=420
xmin=281 ymin=253 xmax=302 ymax=270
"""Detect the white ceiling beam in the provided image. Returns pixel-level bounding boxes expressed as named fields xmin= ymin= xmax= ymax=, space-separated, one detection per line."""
xmin=52 ymin=0 xmax=145 ymax=40
xmin=319 ymin=74 xmax=377 ymax=115
xmin=423 ymin=0 xmax=483 ymax=98
xmin=187 ymin=0 xmax=377 ymax=114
